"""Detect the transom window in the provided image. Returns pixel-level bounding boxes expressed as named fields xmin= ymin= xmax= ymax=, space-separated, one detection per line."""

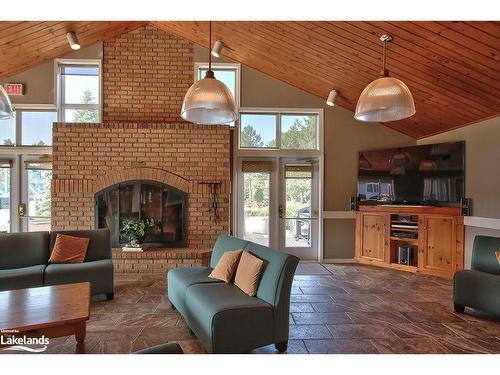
xmin=239 ymin=111 xmax=320 ymax=150
xmin=195 ymin=62 xmax=241 ymax=108
xmin=57 ymin=60 xmax=101 ymax=123
xmin=0 ymin=109 xmax=57 ymax=146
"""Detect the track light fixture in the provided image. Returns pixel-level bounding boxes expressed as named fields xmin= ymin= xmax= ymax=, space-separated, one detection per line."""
xmin=66 ymin=32 xmax=81 ymax=50
xmin=326 ymin=90 xmax=338 ymax=107
xmin=211 ymin=40 xmax=224 ymax=58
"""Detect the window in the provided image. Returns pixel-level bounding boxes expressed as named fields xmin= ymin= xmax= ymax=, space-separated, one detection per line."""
xmin=195 ymin=63 xmax=240 ymax=107
xmin=240 ymin=113 xmax=277 ymax=148
xmin=57 ymin=60 xmax=101 ymax=123
xmin=0 ymin=109 xmax=56 ymax=147
xmin=239 ymin=110 xmax=320 ymax=150
xmin=0 ymin=113 xmax=16 ymax=146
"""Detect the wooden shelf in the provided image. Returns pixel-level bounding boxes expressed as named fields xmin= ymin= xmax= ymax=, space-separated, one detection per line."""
xmin=390 ymin=236 xmax=418 ymax=243
xmin=391 ymin=228 xmax=418 ymax=232
xmin=389 ymin=263 xmax=418 ymax=272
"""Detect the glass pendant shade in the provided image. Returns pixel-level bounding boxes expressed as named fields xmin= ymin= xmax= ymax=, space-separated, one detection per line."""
xmin=355 ymin=76 xmax=415 ymax=123
xmin=181 ymin=72 xmax=238 ymax=125
xmin=0 ymin=86 xmax=14 ymax=120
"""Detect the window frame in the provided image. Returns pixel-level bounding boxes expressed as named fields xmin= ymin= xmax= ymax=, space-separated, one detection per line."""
xmin=194 ymin=62 xmax=241 ymax=108
xmin=237 ymin=108 xmax=323 ymax=153
xmin=0 ymin=104 xmax=57 ymax=149
xmin=55 ymin=58 xmax=102 ymax=123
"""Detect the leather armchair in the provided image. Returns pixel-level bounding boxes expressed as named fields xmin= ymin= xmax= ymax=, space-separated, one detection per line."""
xmin=453 ymin=235 xmax=500 ymax=317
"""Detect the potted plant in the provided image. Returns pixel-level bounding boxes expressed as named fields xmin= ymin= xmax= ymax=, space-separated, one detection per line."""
xmin=120 ymin=218 xmax=156 ymax=249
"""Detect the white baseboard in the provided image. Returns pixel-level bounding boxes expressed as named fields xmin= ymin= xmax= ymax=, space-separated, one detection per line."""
xmin=322 ymin=258 xmax=356 ymax=264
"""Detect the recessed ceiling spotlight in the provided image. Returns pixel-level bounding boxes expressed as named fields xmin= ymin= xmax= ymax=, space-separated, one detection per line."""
xmin=66 ymin=32 xmax=81 ymax=50
xmin=326 ymin=90 xmax=338 ymax=106
xmin=211 ymin=40 xmax=224 ymax=58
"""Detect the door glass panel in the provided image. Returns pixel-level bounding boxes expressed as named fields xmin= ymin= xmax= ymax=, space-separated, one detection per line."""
xmin=27 ymin=168 xmax=52 ymax=231
xmin=0 ymin=164 xmax=10 ymax=232
xmin=141 ymin=184 xmax=162 ymax=243
xmin=243 ymin=172 xmax=270 ymax=246
xmin=284 ymin=165 xmax=312 ymax=248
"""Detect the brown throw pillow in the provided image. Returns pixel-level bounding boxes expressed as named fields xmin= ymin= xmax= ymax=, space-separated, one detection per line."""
xmin=496 ymin=251 xmax=500 ymax=268
xmin=234 ymin=251 xmax=265 ymax=297
xmin=49 ymin=234 xmax=90 ymax=264
xmin=209 ymin=250 xmax=243 ymax=283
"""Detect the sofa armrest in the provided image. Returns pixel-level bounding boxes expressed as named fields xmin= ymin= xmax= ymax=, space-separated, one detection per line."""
xmin=471 ymin=235 xmax=500 ymax=276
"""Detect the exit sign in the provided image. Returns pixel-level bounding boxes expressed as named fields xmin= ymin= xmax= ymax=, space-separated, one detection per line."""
xmin=5 ymin=83 xmax=24 ymax=96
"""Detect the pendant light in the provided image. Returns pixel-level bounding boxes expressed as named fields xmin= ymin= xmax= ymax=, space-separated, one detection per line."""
xmin=355 ymin=34 xmax=415 ymax=123
xmin=0 ymin=86 xmax=14 ymax=120
xmin=181 ymin=22 xmax=238 ymax=125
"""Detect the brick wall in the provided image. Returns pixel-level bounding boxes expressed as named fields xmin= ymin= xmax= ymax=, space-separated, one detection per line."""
xmin=51 ymin=122 xmax=231 ymax=249
xmin=103 ymin=24 xmax=193 ymax=123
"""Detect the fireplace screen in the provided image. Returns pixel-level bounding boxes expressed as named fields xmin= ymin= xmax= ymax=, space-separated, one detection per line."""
xmin=95 ymin=180 xmax=187 ymax=247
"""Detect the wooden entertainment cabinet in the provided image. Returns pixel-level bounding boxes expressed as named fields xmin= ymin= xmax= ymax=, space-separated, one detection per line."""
xmin=355 ymin=205 xmax=464 ymax=278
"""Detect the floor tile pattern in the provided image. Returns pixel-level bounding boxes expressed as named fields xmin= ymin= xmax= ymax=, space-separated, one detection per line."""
xmin=11 ymin=263 xmax=500 ymax=354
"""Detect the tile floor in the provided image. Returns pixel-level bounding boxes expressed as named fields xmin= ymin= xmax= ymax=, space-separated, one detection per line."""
xmin=32 ymin=263 xmax=500 ymax=353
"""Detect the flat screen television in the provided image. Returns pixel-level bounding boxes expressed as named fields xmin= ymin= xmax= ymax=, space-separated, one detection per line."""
xmin=357 ymin=141 xmax=465 ymax=205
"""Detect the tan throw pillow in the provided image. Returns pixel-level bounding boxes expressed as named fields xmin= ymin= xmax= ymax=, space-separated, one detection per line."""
xmin=496 ymin=251 xmax=500 ymax=268
xmin=209 ymin=250 xmax=243 ymax=283
xmin=234 ymin=251 xmax=265 ymax=297
xmin=49 ymin=234 xmax=90 ymax=264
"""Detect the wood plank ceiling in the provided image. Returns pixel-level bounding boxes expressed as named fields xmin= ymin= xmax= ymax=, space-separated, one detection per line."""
xmin=0 ymin=21 xmax=499 ymax=138
xmin=153 ymin=21 xmax=500 ymax=139
xmin=0 ymin=21 xmax=146 ymax=78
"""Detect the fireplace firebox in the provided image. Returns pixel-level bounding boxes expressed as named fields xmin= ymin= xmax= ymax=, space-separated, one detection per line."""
xmin=95 ymin=180 xmax=187 ymax=247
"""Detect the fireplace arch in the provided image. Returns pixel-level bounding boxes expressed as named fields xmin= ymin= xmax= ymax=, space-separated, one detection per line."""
xmin=95 ymin=180 xmax=187 ymax=248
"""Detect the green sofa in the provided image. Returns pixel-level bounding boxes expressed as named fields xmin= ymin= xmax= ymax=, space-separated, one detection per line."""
xmin=167 ymin=235 xmax=299 ymax=354
xmin=454 ymin=235 xmax=500 ymax=317
xmin=0 ymin=229 xmax=114 ymax=299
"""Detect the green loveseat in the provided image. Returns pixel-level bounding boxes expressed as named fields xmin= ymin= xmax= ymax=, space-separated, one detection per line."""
xmin=0 ymin=229 xmax=114 ymax=299
xmin=167 ymin=235 xmax=299 ymax=354
xmin=453 ymin=235 xmax=500 ymax=317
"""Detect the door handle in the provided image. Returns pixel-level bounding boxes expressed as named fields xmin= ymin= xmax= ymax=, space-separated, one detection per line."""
xmin=279 ymin=204 xmax=284 ymax=219
xmin=18 ymin=204 xmax=26 ymax=218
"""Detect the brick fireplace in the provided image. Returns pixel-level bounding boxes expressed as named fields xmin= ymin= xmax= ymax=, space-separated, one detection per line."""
xmin=50 ymin=25 xmax=232 ymax=273
xmin=51 ymin=122 xmax=230 ymax=272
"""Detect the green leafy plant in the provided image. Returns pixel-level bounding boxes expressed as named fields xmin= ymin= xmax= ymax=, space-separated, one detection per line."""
xmin=120 ymin=218 xmax=156 ymax=247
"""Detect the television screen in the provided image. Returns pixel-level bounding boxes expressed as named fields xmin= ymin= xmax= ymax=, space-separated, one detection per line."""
xmin=357 ymin=141 xmax=465 ymax=205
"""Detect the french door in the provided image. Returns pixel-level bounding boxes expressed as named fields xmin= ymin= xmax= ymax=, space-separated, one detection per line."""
xmin=237 ymin=157 xmax=320 ymax=260
xmin=0 ymin=154 xmax=52 ymax=233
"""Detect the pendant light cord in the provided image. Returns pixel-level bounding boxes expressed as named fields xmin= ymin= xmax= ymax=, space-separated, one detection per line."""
xmin=208 ymin=21 xmax=212 ymax=71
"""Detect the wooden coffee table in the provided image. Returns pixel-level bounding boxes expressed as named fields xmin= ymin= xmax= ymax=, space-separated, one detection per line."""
xmin=0 ymin=282 xmax=90 ymax=354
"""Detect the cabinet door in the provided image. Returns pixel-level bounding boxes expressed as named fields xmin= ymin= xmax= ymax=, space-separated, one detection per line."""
xmin=360 ymin=214 xmax=387 ymax=261
xmin=422 ymin=216 xmax=455 ymax=272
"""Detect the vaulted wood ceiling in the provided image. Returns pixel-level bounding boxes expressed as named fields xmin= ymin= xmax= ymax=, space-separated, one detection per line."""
xmin=0 ymin=21 xmax=499 ymax=139
xmin=0 ymin=21 xmax=146 ymax=78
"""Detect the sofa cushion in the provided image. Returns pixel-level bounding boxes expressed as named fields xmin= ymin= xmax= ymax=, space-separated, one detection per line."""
xmin=234 ymin=251 xmax=264 ymax=296
xmin=0 ymin=265 xmax=46 ymax=291
xmin=49 ymin=234 xmax=90 ymax=264
xmin=210 ymin=235 xmax=249 ymax=269
xmin=185 ymin=283 xmax=273 ymax=353
xmin=0 ymin=232 xmax=50 ymax=270
xmin=454 ymin=269 xmax=500 ymax=316
xmin=49 ymin=229 xmax=110 ymax=262
xmin=209 ymin=249 xmax=243 ymax=283
xmin=44 ymin=259 xmax=114 ymax=296
xmin=167 ymin=267 xmax=221 ymax=315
